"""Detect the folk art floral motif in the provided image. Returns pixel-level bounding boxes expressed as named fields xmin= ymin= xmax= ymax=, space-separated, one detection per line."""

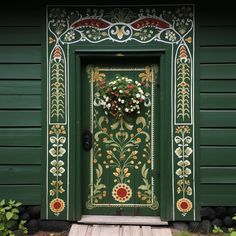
xmin=86 ymin=65 xmax=159 ymax=210
xmin=47 ymin=5 xmax=195 ymax=220
xmin=48 ymin=125 xmax=66 ymax=215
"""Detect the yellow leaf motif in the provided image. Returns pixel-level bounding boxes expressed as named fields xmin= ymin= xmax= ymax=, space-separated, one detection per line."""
xmin=176 ymin=168 xmax=183 ymax=176
xmin=125 ymin=173 xmax=131 ymax=177
xmin=184 ymin=168 xmax=192 ymax=176
xmin=115 ymin=168 xmax=121 ymax=174
xmin=186 ymin=186 xmax=192 ymax=196
xmin=92 ymin=67 xmax=106 ymax=83
xmin=139 ymin=66 xmax=154 ymax=86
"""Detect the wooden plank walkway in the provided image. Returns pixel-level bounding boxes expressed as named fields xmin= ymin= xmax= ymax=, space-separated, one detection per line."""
xmin=69 ymin=224 xmax=172 ymax=236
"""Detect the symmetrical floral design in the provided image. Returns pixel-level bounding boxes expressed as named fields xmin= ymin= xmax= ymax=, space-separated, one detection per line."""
xmin=86 ymin=66 xmax=159 ymax=210
xmin=47 ymin=7 xmax=193 ymax=45
xmin=48 ymin=125 xmax=66 ymax=216
xmin=47 ymin=5 xmax=195 ymax=220
xmin=176 ymin=198 xmax=192 ymax=213
xmin=49 ymin=198 xmax=65 ymax=214
xmin=50 ymin=46 xmax=65 ymax=123
xmin=175 ymin=126 xmax=193 ymax=215
xmin=112 ymin=183 xmax=132 ymax=202
xmin=176 ymin=45 xmax=191 ymax=122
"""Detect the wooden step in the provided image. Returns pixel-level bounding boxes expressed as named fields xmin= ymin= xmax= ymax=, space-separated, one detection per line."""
xmin=77 ymin=215 xmax=168 ymax=225
xmin=69 ymin=224 xmax=172 ymax=236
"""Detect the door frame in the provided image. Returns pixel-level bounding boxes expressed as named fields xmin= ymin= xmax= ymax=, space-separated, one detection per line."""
xmin=44 ymin=4 xmax=197 ymax=221
xmin=69 ymin=46 xmax=172 ymax=221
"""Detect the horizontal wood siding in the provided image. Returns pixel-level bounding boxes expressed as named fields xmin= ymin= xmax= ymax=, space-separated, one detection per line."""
xmin=0 ymin=165 xmax=40 ymax=184
xmin=0 ymin=185 xmax=40 ymax=204
xmin=201 ymin=184 xmax=236 ymax=206
xmin=0 ymin=147 xmax=41 ymax=164
xmin=199 ymin=5 xmax=236 ymax=207
xmin=0 ymin=8 xmax=41 ymax=204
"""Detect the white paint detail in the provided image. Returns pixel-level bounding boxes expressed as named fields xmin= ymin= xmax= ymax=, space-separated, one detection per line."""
xmin=171 ymin=44 xmax=175 ymax=220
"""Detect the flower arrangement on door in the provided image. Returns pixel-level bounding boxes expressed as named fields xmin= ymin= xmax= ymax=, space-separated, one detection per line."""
xmin=97 ymin=76 xmax=145 ymax=119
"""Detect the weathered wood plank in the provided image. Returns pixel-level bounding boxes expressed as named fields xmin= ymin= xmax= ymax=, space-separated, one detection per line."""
xmin=159 ymin=228 xmax=172 ymax=236
xmin=200 ymin=128 xmax=236 ymax=145
xmin=0 ymin=9 xmax=41 ymax=26
xmin=99 ymin=225 xmax=120 ymax=236
xmin=128 ymin=226 xmax=140 ymax=236
xmin=200 ymin=27 xmax=236 ymax=46
xmin=142 ymin=226 xmax=152 ymax=236
xmin=68 ymin=224 xmax=88 ymax=236
xmin=0 ymin=27 xmax=40 ymax=45
xmin=200 ymin=146 xmax=236 ymax=166
xmin=200 ymin=64 xmax=236 ymax=80
xmin=122 ymin=226 xmax=131 ymax=236
xmin=0 ymin=147 xmax=41 ymax=164
xmin=0 ymin=185 xmax=40 ymax=204
xmin=152 ymin=228 xmax=161 ymax=236
xmin=0 ymin=128 xmax=41 ymax=146
xmin=200 ymin=80 xmax=236 ymax=93
xmin=0 ymin=111 xmax=41 ymax=127
xmin=0 ymin=46 xmax=41 ymax=63
xmin=200 ymin=111 xmax=236 ymax=127
xmin=0 ymin=165 xmax=40 ymax=184
xmin=201 ymin=184 xmax=236 ymax=206
xmin=0 ymin=64 xmax=41 ymax=79
xmin=0 ymin=80 xmax=41 ymax=95
xmin=91 ymin=225 xmax=102 ymax=236
xmin=86 ymin=226 xmax=93 ymax=236
xmin=0 ymin=95 xmax=41 ymax=109
xmin=200 ymin=94 xmax=236 ymax=109
xmin=200 ymin=47 xmax=236 ymax=64
xmin=201 ymin=167 xmax=236 ymax=184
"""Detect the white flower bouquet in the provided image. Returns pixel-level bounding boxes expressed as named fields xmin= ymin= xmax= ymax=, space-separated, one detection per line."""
xmin=97 ymin=76 xmax=145 ymax=119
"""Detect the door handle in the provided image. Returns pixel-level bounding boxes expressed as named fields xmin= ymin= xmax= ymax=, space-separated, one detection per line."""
xmin=82 ymin=129 xmax=93 ymax=151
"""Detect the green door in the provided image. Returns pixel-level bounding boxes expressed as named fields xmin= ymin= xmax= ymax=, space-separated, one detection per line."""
xmin=80 ymin=55 xmax=160 ymax=216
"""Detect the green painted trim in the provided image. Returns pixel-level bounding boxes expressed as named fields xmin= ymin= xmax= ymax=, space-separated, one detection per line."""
xmin=160 ymin=49 xmax=173 ymax=220
xmin=41 ymin=5 xmax=48 ymax=220
xmin=193 ymin=4 xmax=200 ymax=220
xmin=74 ymin=54 xmax=82 ymax=220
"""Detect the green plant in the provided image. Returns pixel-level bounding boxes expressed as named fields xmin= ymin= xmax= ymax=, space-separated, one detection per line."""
xmin=173 ymin=230 xmax=192 ymax=236
xmin=213 ymin=215 xmax=236 ymax=236
xmin=213 ymin=225 xmax=224 ymax=234
xmin=0 ymin=199 xmax=28 ymax=236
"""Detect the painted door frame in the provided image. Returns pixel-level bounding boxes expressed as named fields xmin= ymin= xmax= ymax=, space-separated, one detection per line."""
xmin=72 ymin=50 xmax=168 ymax=220
xmin=44 ymin=5 xmax=198 ymax=221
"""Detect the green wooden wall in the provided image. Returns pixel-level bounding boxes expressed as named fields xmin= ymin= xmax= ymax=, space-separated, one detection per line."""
xmin=199 ymin=5 xmax=236 ymax=206
xmin=0 ymin=7 xmax=42 ymax=204
xmin=0 ymin=3 xmax=236 ymax=209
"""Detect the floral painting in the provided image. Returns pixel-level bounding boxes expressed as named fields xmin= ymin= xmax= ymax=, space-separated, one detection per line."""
xmin=46 ymin=5 xmax=195 ymax=220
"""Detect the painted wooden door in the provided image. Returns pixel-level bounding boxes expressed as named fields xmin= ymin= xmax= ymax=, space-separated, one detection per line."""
xmin=80 ymin=56 xmax=160 ymax=216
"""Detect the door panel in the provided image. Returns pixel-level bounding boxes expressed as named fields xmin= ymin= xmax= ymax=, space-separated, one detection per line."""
xmin=80 ymin=55 xmax=160 ymax=216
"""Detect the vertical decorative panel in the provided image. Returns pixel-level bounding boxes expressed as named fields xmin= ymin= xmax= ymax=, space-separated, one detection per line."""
xmin=46 ymin=5 xmax=195 ymax=220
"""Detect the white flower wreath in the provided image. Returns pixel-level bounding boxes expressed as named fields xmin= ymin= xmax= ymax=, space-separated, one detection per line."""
xmin=97 ymin=76 xmax=145 ymax=119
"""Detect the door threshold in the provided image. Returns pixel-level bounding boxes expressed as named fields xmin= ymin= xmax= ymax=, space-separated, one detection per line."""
xmin=77 ymin=215 xmax=168 ymax=225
